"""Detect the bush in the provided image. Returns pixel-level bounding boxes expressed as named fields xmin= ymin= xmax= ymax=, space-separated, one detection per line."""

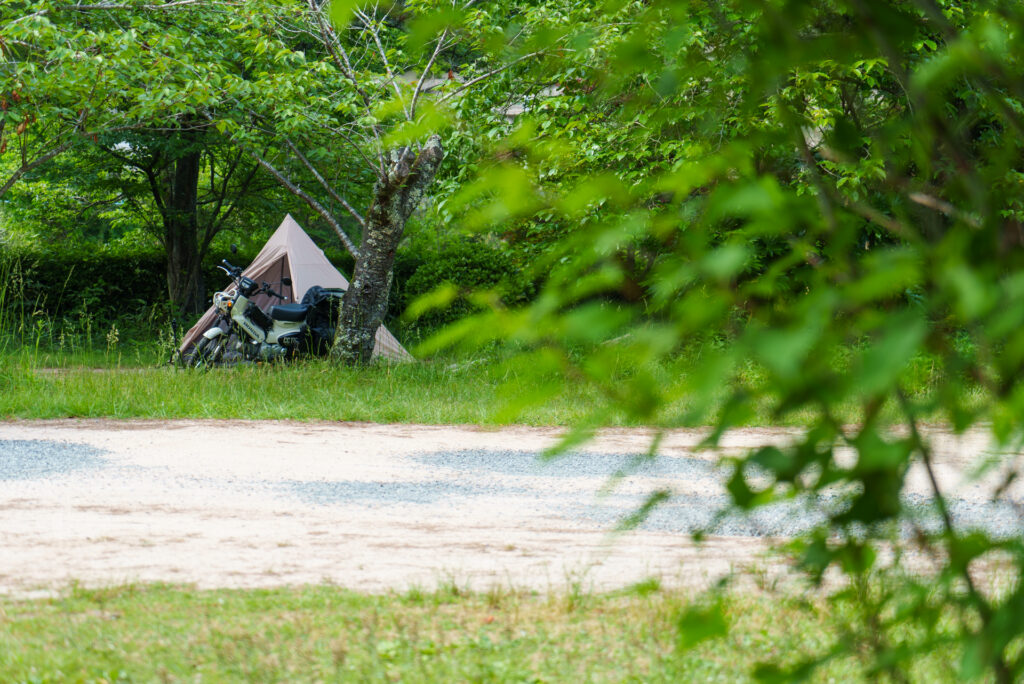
xmin=1 ymin=244 xmax=165 ymax=330
xmin=0 ymin=244 xmax=263 ymax=341
xmin=0 ymin=236 xmax=533 ymax=346
xmin=393 ymin=237 xmax=531 ymax=336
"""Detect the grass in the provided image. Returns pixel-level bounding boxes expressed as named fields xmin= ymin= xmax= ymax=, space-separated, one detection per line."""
xmin=0 ymin=242 xmax=986 ymax=427
xmin=0 ymin=582 xmax=959 ymax=683
xmin=0 ymin=350 xmax=609 ymax=424
xmin=0 ymin=336 xmax=985 ymax=426
xmin=0 ymin=266 xmax=986 ymax=683
xmin=0 ymin=250 xmax=986 ymax=426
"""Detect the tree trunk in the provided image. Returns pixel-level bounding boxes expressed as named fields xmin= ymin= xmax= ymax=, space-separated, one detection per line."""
xmin=333 ymin=135 xmax=443 ymax=363
xmin=163 ymin=132 xmax=204 ymax=315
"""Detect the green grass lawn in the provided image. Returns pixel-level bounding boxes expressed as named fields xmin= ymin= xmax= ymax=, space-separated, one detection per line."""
xmin=0 ymin=582 xmax=958 ymax=683
xmin=0 ymin=352 xmax=611 ymax=425
xmin=0 ymin=338 xmax=976 ymax=426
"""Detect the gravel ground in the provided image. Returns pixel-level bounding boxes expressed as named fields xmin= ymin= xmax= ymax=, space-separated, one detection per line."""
xmin=0 ymin=420 xmax=1019 ymax=594
xmin=8 ymin=439 xmax=1016 ymax=538
xmin=411 ymin=448 xmax=1024 ymax=538
xmin=0 ymin=439 xmax=108 ymax=480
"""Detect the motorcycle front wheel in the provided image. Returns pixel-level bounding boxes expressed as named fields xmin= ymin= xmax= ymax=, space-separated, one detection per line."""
xmin=187 ymin=336 xmax=225 ymax=368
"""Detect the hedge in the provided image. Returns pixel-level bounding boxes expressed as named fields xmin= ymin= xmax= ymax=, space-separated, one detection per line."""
xmin=0 ymin=236 xmax=527 ymax=340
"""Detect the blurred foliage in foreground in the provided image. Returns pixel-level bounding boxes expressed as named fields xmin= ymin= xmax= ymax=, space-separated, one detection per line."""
xmin=413 ymin=0 xmax=1024 ymax=679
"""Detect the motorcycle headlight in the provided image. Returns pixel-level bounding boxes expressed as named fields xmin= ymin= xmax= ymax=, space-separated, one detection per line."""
xmin=213 ymin=292 xmax=233 ymax=312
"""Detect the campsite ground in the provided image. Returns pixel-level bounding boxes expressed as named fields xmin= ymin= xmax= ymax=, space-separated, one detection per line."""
xmin=0 ymin=419 xmax=775 ymax=595
xmin=0 ymin=357 xmax=1006 ymax=682
xmin=0 ymin=418 xmax=1008 ymax=596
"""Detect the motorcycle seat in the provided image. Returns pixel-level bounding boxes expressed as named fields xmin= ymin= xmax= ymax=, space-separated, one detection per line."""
xmin=270 ymin=304 xmax=309 ymax=322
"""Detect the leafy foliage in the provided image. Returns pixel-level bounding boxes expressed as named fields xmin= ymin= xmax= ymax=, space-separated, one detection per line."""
xmin=426 ymin=0 xmax=1024 ymax=679
xmin=0 ymin=242 xmax=258 ymax=335
xmin=398 ymin=236 xmax=527 ymax=334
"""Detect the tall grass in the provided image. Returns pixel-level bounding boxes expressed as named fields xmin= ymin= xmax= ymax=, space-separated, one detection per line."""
xmin=0 ymin=349 xmax=985 ymax=426
xmin=0 ymin=252 xmax=179 ymax=367
xmin=0 ymin=249 xmax=18 ymax=357
xmin=1 ymin=356 xmax=613 ymax=424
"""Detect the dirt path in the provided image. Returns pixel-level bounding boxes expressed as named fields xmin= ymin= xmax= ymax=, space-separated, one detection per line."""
xmin=0 ymin=419 xmax=1008 ymax=595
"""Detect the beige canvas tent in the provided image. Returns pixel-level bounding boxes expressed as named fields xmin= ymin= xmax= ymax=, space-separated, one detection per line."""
xmin=179 ymin=215 xmax=412 ymax=361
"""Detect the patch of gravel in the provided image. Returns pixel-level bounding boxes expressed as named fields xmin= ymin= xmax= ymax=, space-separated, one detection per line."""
xmin=904 ymin=494 xmax=1024 ymax=539
xmin=413 ymin=448 xmax=1024 ymax=539
xmin=412 ymin=448 xmax=721 ymax=479
xmin=570 ymin=493 xmax=822 ymax=537
xmin=0 ymin=439 xmax=108 ymax=481
xmin=573 ymin=492 xmax=1024 ymax=538
xmin=278 ymin=479 xmax=530 ymax=507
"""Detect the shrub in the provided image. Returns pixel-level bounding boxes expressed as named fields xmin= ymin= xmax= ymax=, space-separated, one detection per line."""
xmin=0 ymin=244 xmax=263 ymax=341
xmin=0 ymin=236 xmax=532 ymax=347
xmin=395 ymin=237 xmax=531 ymax=336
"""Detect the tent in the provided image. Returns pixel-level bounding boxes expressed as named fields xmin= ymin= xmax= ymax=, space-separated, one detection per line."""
xmin=178 ymin=215 xmax=412 ymax=362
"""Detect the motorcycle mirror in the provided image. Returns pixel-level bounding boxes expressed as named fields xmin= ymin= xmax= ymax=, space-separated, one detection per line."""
xmin=281 ymin=277 xmax=292 ymax=287
xmin=230 ymin=243 xmax=238 ymax=255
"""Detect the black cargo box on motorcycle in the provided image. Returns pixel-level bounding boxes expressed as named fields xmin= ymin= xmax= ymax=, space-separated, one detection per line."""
xmin=300 ymin=286 xmax=346 ymax=353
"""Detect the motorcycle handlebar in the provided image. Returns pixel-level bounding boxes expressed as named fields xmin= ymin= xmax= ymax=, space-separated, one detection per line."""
xmin=215 ymin=264 xmax=287 ymax=300
xmin=218 ymin=260 xmax=243 ymax=278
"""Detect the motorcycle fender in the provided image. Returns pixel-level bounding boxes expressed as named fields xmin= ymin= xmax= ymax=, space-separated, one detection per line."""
xmin=203 ymin=327 xmax=225 ymax=340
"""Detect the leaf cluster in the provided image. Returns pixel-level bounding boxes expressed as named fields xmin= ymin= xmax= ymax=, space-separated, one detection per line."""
xmin=423 ymin=0 xmax=1024 ymax=679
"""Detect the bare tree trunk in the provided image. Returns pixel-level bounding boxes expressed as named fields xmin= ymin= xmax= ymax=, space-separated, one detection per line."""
xmin=164 ymin=132 xmax=205 ymax=315
xmin=333 ymin=135 xmax=443 ymax=363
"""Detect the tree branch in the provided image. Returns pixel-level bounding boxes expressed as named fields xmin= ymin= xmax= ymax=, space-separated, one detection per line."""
xmin=285 ymin=138 xmax=367 ymax=229
xmin=410 ymin=28 xmax=449 ymax=119
xmin=307 ymin=0 xmax=384 ymax=170
xmin=246 ymin=147 xmax=360 ymax=259
xmin=436 ymin=51 xmax=546 ymax=105
xmin=355 ymin=7 xmax=408 ymax=118
xmin=205 ymin=156 xmax=261 ymax=249
xmin=896 ymin=389 xmax=1015 ymax=684
xmin=57 ymin=1 xmax=221 ymax=11
xmin=836 ymin=194 xmax=907 ymax=238
xmin=908 ymin=191 xmax=981 ymax=229
xmin=0 ymin=140 xmax=74 ymax=199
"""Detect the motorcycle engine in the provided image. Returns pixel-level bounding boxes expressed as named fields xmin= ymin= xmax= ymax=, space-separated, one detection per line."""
xmin=257 ymin=343 xmax=288 ymax=361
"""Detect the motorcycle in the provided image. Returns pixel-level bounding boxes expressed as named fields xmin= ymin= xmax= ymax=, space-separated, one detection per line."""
xmin=185 ymin=257 xmax=344 ymax=367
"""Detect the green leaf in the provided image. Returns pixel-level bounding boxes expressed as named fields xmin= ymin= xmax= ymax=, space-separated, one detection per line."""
xmin=404 ymin=283 xmax=459 ymax=322
xmin=945 ymin=264 xmax=995 ymax=321
xmin=854 ymin=311 xmax=928 ymax=397
xmin=616 ymin=489 xmax=671 ymax=531
xmin=676 ymin=601 xmax=729 ymax=650
xmin=329 ymin=0 xmax=358 ymax=31
xmin=726 ymin=465 xmax=756 ymax=509
xmin=750 ymin=446 xmax=793 ymax=480
xmin=701 ymin=244 xmax=750 ymax=282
